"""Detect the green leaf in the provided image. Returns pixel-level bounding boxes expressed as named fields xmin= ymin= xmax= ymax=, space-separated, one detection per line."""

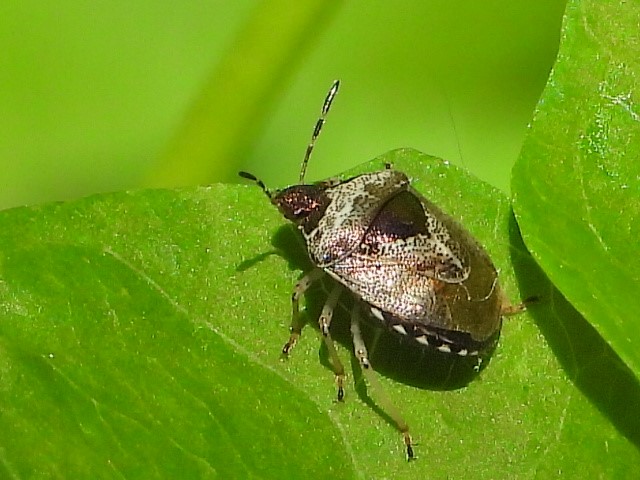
xmin=1 ymin=149 xmax=638 ymax=478
xmin=0 ymin=190 xmax=352 ymax=478
xmin=512 ymin=0 xmax=640 ymax=379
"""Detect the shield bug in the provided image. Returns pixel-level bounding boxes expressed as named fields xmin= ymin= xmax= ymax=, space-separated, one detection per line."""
xmin=239 ymin=81 xmax=527 ymax=460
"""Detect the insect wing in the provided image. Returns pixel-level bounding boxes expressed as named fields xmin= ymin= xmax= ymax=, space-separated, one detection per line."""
xmin=325 ymin=188 xmax=472 ymax=330
xmin=306 ymin=170 xmax=408 ymax=266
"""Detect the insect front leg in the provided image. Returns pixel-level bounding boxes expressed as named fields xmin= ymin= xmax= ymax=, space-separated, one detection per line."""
xmin=283 ymin=268 xmax=325 ymax=356
xmin=350 ymin=304 xmax=415 ymax=461
xmin=318 ymin=284 xmax=346 ymax=401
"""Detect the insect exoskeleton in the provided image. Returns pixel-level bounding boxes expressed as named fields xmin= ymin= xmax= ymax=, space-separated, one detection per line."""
xmin=239 ymin=80 xmax=525 ymax=461
xmin=271 ymin=166 xmax=511 ymax=356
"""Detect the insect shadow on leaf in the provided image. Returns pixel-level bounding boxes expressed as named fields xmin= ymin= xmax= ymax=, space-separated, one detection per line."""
xmin=508 ymin=214 xmax=640 ymax=451
xmin=235 ymin=250 xmax=282 ymax=272
xmin=235 ymin=223 xmax=311 ymax=273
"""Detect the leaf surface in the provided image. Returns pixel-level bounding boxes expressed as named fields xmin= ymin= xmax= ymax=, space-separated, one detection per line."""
xmin=513 ymin=0 xmax=640 ymax=379
xmin=0 ymin=149 xmax=637 ymax=478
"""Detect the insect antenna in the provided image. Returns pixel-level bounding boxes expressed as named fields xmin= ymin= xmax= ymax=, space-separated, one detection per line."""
xmin=299 ymin=80 xmax=340 ymax=184
xmin=238 ymin=171 xmax=272 ymax=200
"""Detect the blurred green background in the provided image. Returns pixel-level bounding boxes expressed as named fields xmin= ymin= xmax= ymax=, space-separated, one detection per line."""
xmin=0 ymin=1 xmax=566 ymax=210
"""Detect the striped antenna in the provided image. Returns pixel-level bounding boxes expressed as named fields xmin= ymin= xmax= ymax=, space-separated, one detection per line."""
xmin=298 ymin=80 xmax=340 ymax=184
xmin=238 ymin=171 xmax=272 ymax=200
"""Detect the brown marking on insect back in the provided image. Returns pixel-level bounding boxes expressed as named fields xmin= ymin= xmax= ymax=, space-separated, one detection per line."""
xmin=365 ymin=190 xmax=430 ymax=242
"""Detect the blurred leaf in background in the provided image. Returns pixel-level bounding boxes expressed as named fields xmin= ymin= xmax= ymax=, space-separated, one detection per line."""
xmin=0 ymin=1 xmax=565 ymax=209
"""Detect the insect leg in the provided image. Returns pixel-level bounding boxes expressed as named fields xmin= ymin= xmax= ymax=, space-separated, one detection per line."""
xmin=283 ymin=268 xmax=325 ymax=356
xmin=500 ymin=295 xmax=540 ymax=316
xmin=318 ymin=284 xmax=346 ymax=401
xmin=350 ymin=304 xmax=415 ymax=461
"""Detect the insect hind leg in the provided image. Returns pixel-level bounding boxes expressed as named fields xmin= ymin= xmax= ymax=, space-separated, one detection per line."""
xmin=350 ymin=304 xmax=415 ymax=461
xmin=500 ymin=295 xmax=540 ymax=316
